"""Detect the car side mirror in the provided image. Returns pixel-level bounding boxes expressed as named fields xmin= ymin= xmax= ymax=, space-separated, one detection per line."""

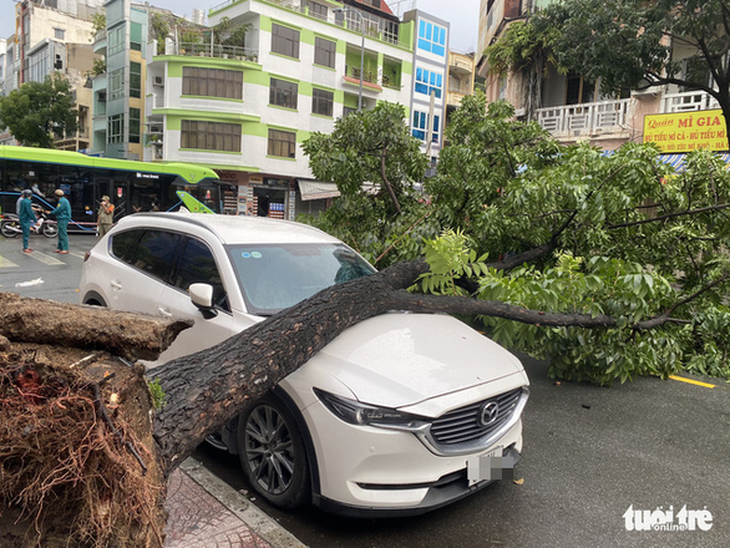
xmin=189 ymin=283 xmax=218 ymax=319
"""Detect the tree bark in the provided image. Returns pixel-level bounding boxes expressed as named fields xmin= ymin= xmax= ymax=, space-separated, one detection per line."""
xmin=0 ymin=293 xmax=191 ymax=361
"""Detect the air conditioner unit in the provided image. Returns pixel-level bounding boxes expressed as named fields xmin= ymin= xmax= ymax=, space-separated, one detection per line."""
xmin=153 ymin=75 xmax=164 ymax=86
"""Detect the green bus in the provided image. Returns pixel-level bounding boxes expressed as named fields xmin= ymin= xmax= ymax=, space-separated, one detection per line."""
xmin=0 ymin=146 xmax=225 ymax=233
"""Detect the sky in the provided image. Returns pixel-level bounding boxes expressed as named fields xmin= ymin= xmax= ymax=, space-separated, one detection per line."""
xmin=0 ymin=0 xmax=478 ymax=52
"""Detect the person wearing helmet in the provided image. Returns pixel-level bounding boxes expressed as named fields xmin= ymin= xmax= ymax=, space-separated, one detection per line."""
xmin=97 ymin=195 xmax=115 ymax=237
xmin=50 ymin=189 xmax=72 ymax=254
xmin=18 ymin=189 xmax=36 ymax=253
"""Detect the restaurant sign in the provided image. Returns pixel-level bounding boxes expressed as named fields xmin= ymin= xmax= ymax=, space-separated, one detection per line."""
xmin=643 ymin=110 xmax=728 ymax=152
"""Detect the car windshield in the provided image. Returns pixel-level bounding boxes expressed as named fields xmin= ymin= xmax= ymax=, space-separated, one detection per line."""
xmin=228 ymin=243 xmax=376 ymax=315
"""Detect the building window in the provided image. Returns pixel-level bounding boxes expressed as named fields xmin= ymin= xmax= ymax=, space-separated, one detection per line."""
xmin=412 ymin=111 xmax=440 ymax=143
xmin=267 ymin=129 xmax=296 ymax=158
xmin=108 ymin=24 xmax=125 ymax=56
xmin=181 ymin=120 xmax=241 ymax=152
xmin=269 ymin=78 xmax=298 ymax=109
xmin=314 ymin=37 xmax=336 ymax=68
xmin=108 ymin=113 xmax=124 ymax=144
xmin=129 ymin=107 xmax=140 ymax=143
xmin=130 ymin=62 xmax=141 ymax=98
xmin=109 ymin=68 xmax=124 ymax=101
xmin=182 ymin=67 xmax=243 ymax=99
xmin=54 ymin=28 xmax=65 ymax=40
xmin=343 ymin=106 xmax=357 ymax=118
xmin=415 ymin=67 xmax=443 ymax=99
xmin=565 ymin=73 xmax=596 ymax=104
xmin=271 ymin=23 xmax=300 ymax=59
xmin=130 ymin=22 xmax=143 ymax=51
xmin=418 ymin=20 xmax=446 ymax=57
xmin=309 ymin=2 xmax=328 ymax=20
xmin=312 ymin=88 xmax=333 ymax=117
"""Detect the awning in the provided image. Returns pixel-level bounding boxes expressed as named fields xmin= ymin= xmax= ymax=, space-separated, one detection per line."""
xmin=658 ymin=152 xmax=730 ymax=172
xmin=297 ymin=179 xmax=340 ymax=201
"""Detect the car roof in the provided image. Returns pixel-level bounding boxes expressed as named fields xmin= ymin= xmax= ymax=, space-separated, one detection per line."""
xmin=116 ymin=211 xmax=343 ymax=245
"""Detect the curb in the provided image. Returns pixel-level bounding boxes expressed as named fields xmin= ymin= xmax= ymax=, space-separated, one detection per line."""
xmin=174 ymin=458 xmax=308 ymax=548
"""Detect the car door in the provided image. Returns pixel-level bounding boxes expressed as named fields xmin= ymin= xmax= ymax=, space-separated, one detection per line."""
xmin=153 ymin=234 xmax=237 ymax=364
xmin=105 ymin=228 xmax=178 ymax=314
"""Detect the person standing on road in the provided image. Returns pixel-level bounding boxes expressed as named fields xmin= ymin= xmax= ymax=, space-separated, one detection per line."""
xmin=97 ymin=195 xmax=115 ymax=237
xmin=51 ymin=189 xmax=71 ymax=254
xmin=18 ymin=189 xmax=36 ymax=253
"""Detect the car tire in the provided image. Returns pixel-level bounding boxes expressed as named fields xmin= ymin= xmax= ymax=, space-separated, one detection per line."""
xmin=237 ymin=393 xmax=310 ymax=509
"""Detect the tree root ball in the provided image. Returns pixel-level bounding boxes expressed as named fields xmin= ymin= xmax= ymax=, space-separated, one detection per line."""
xmin=0 ymin=341 xmax=167 ymax=548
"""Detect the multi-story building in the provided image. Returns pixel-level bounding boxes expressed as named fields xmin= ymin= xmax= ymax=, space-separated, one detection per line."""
xmin=476 ymin=0 xmax=723 ymax=154
xmin=144 ymin=0 xmax=417 ymax=218
xmin=91 ymin=0 xmax=150 ymax=160
xmin=3 ymin=0 xmax=100 ymax=149
xmin=402 ymin=9 xmax=449 ymax=164
xmin=445 ymin=49 xmax=475 ymax=144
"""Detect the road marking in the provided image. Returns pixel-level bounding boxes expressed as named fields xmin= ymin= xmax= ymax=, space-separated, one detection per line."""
xmin=0 ymin=255 xmax=19 ymax=268
xmin=29 ymin=251 xmax=65 ymax=266
xmin=668 ymin=375 xmax=715 ymax=389
xmin=69 ymin=251 xmax=86 ymax=260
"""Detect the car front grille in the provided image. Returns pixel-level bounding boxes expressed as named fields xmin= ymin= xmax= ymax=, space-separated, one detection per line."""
xmin=423 ymin=387 xmax=527 ymax=455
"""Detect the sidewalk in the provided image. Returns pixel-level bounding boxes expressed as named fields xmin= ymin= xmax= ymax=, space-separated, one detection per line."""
xmin=164 ymin=458 xmax=307 ymax=548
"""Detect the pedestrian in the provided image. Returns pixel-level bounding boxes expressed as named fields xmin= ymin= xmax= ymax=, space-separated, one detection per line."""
xmin=16 ymin=189 xmax=37 ymax=234
xmin=50 ymin=189 xmax=72 ymax=254
xmin=18 ymin=189 xmax=37 ymax=253
xmin=97 ymin=195 xmax=115 ymax=237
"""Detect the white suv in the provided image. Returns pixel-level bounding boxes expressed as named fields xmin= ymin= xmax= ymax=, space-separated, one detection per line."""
xmin=79 ymin=211 xmax=529 ymax=516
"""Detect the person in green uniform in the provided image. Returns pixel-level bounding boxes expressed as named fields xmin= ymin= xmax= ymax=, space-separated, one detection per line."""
xmin=51 ymin=189 xmax=72 ymax=254
xmin=18 ymin=189 xmax=36 ymax=253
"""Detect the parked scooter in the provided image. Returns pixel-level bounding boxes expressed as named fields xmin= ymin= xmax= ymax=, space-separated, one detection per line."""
xmin=0 ymin=208 xmax=58 ymax=239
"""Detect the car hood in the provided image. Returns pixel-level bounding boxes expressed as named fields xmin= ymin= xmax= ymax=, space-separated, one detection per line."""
xmin=300 ymin=312 xmax=524 ymax=409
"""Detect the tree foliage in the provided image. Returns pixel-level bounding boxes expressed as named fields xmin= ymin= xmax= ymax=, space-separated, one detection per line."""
xmin=0 ymin=74 xmax=78 ymax=148
xmin=510 ymin=0 xmax=730 ymax=138
xmin=301 ymin=102 xmax=431 ymax=265
xmin=303 ymin=94 xmax=730 ymax=384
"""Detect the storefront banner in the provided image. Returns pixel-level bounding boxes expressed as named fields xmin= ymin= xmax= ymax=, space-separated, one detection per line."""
xmin=644 ymin=110 xmax=728 ymax=153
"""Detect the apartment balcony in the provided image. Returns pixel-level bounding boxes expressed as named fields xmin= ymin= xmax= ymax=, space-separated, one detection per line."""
xmin=343 ymin=65 xmax=382 ymax=92
xmin=449 ymin=56 xmax=474 ymax=77
xmin=210 ymin=0 xmax=402 ymax=46
xmin=174 ymin=42 xmax=258 ymax=62
xmin=93 ymin=30 xmax=106 ymax=55
xmin=536 ymin=99 xmax=631 ymax=140
xmin=662 ymin=90 xmax=720 ymax=113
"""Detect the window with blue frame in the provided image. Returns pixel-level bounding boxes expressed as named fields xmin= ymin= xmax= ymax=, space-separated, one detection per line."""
xmin=412 ymin=111 xmax=440 ymax=144
xmin=418 ymin=20 xmax=446 ymax=56
xmin=415 ymin=67 xmax=443 ymax=99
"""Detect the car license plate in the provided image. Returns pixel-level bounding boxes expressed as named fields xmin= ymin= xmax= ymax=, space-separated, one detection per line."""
xmin=466 ymin=446 xmax=510 ymax=486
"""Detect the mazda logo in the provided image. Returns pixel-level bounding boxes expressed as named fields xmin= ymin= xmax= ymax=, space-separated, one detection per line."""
xmin=479 ymin=402 xmax=500 ymax=426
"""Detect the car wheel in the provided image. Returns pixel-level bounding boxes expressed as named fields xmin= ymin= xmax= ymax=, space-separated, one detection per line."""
xmin=237 ymin=394 xmax=310 ymax=509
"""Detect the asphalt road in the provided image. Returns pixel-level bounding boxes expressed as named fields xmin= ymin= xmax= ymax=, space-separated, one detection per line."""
xmin=2 ymin=233 xmax=728 ymax=547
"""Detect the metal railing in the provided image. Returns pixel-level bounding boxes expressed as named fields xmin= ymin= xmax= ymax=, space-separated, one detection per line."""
xmin=209 ymin=0 xmax=401 ymax=45
xmin=345 ymin=65 xmax=378 ymax=85
xmin=662 ymin=91 xmax=720 ymax=113
xmin=536 ymin=99 xmax=631 ymax=136
xmin=176 ymin=42 xmax=258 ymax=62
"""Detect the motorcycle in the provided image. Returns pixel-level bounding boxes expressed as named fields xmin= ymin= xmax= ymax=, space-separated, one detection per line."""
xmin=0 ymin=208 xmax=58 ymax=239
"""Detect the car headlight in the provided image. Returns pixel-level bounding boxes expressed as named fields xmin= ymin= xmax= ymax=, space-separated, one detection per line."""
xmin=314 ymin=388 xmax=429 ymax=432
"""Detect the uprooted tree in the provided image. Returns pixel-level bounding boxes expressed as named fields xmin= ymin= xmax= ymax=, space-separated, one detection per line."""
xmin=2 ymin=95 xmax=730 ymax=546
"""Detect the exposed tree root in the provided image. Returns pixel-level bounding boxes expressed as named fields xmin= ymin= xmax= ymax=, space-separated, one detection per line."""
xmin=0 ymin=340 xmax=165 ymax=548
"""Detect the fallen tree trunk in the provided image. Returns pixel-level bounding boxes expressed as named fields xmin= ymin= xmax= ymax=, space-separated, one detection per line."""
xmin=0 ymin=293 xmax=191 ymax=361
xmin=0 ymin=257 xmax=688 ymax=546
